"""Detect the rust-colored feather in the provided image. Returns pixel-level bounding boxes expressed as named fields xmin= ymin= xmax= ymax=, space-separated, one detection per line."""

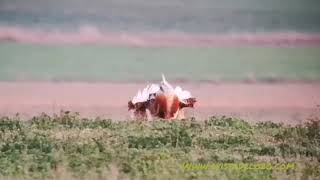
xmin=154 ymin=94 xmax=167 ymax=119
xmin=154 ymin=93 xmax=180 ymax=119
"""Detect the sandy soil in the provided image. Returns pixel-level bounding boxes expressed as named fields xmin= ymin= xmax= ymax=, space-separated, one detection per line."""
xmin=1 ymin=27 xmax=320 ymax=46
xmin=0 ymin=82 xmax=320 ymax=123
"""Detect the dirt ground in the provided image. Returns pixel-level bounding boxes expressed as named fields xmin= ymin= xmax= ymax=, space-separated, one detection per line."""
xmin=0 ymin=82 xmax=320 ymax=123
xmin=1 ymin=27 xmax=320 ymax=46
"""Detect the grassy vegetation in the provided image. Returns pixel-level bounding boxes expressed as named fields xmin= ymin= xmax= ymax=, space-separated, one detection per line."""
xmin=1 ymin=43 xmax=320 ymax=82
xmin=0 ymin=112 xmax=319 ymax=179
xmin=1 ymin=0 xmax=320 ymax=33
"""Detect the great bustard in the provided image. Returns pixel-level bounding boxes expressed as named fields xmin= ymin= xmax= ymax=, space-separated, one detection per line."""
xmin=128 ymin=74 xmax=196 ymax=120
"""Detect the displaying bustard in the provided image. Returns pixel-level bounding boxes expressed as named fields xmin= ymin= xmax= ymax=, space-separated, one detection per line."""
xmin=128 ymin=74 xmax=196 ymax=120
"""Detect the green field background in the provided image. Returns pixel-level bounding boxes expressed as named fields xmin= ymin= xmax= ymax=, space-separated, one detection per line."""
xmin=1 ymin=0 xmax=320 ymax=33
xmin=0 ymin=43 xmax=320 ymax=82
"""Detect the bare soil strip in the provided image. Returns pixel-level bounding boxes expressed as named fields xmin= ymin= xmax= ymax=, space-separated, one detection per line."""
xmin=1 ymin=27 xmax=320 ymax=46
xmin=0 ymin=82 xmax=319 ymax=123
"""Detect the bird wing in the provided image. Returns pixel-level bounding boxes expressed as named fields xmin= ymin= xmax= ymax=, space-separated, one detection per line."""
xmin=141 ymin=86 xmax=150 ymax=100
xmin=174 ymin=86 xmax=192 ymax=103
xmin=131 ymin=84 xmax=161 ymax=104
xmin=148 ymin=84 xmax=161 ymax=94
xmin=147 ymin=83 xmax=161 ymax=100
xmin=132 ymin=90 xmax=141 ymax=104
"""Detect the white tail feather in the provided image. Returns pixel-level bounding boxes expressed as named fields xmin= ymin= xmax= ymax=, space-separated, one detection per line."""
xmin=161 ymin=74 xmax=174 ymax=92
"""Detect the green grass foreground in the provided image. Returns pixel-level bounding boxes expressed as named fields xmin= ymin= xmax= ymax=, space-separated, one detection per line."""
xmin=0 ymin=112 xmax=319 ymax=180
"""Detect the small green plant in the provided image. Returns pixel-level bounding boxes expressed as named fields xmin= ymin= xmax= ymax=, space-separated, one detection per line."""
xmin=0 ymin=113 xmax=319 ymax=179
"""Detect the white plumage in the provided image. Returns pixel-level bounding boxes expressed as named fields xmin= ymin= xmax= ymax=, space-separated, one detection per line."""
xmin=148 ymin=84 xmax=161 ymax=96
xmin=132 ymin=74 xmax=194 ymax=104
xmin=174 ymin=86 xmax=192 ymax=103
xmin=131 ymin=83 xmax=161 ymax=103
